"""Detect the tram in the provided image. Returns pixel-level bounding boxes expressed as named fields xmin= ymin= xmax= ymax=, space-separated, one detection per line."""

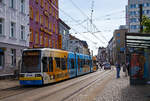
xmin=19 ymin=48 xmax=97 ymax=85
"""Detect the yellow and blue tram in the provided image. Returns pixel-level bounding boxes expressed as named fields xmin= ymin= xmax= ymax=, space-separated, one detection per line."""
xmin=19 ymin=48 xmax=97 ymax=85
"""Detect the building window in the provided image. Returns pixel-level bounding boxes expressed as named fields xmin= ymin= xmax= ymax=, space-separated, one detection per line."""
xmin=45 ymin=17 xmax=48 ymax=28
xmin=0 ymin=18 xmax=4 ymax=36
xmin=45 ymin=36 xmax=48 ymax=47
xmin=0 ymin=0 xmax=3 ymax=3
xmin=56 ymin=12 xmax=58 ymax=19
xmin=49 ymin=39 xmax=51 ymax=47
xmin=21 ymin=25 xmax=25 ymax=40
xmin=130 ymin=18 xmax=137 ymax=23
xmin=30 ymin=28 xmax=33 ymax=42
xmin=117 ymin=39 xmax=120 ymax=44
xmin=130 ymin=4 xmax=136 ymax=8
xmin=36 ymin=0 xmax=39 ymax=3
xmin=35 ymin=31 xmax=39 ymax=44
xmin=40 ymin=0 xmax=43 ymax=8
xmin=29 ymin=6 xmax=33 ymax=19
xmin=49 ymin=6 xmax=52 ymax=14
xmin=53 ymin=24 xmax=55 ymax=32
xmin=10 ymin=0 xmax=15 ymax=9
xmin=130 ymin=25 xmax=137 ymax=29
xmin=146 ymin=3 xmax=150 ymax=7
xmin=11 ymin=49 xmax=16 ymax=66
xmin=0 ymin=51 xmax=4 ymax=69
xmin=56 ymin=0 xmax=58 ymax=7
xmin=49 ymin=21 xmax=52 ymax=30
xmin=40 ymin=15 xmax=44 ymax=25
xmin=130 ymin=11 xmax=137 ymax=16
xmin=53 ymin=9 xmax=55 ymax=17
xmin=35 ymin=10 xmax=39 ymax=23
xmin=146 ymin=10 xmax=150 ymax=14
xmin=21 ymin=0 xmax=25 ymax=13
xmin=45 ymin=2 xmax=48 ymax=11
xmin=10 ymin=22 xmax=15 ymax=38
xmin=116 ymin=33 xmax=120 ymax=37
xmin=40 ymin=33 xmax=44 ymax=45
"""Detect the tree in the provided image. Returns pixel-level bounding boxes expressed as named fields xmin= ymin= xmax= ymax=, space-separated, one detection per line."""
xmin=142 ymin=16 xmax=150 ymax=33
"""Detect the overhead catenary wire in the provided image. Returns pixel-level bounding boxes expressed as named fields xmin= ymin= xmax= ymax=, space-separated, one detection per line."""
xmin=59 ymin=8 xmax=106 ymax=44
xmin=67 ymin=0 xmax=108 ymax=43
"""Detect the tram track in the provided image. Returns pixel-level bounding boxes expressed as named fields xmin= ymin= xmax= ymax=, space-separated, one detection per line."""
xmin=35 ymin=70 xmax=111 ymax=101
xmin=62 ymin=70 xmax=113 ymax=101
xmin=0 ymin=70 xmax=109 ymax=101
xmin=0 ymin=70 xmax=105 ymax=100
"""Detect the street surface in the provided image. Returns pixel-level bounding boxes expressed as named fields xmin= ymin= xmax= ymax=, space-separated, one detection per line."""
xmin=0 ymin=68 xmax=150 ymax=101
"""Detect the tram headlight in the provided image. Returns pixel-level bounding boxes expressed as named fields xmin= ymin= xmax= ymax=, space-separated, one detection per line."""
xmin=35 ymin=74 xmax=41 ymax=77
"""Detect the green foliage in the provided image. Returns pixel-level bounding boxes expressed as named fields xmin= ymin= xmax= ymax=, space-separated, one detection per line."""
xmin=142 ymin=16 xmax=150 ymax=33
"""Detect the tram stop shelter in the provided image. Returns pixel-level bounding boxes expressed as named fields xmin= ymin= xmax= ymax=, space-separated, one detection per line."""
xmin=125 ymin=33 xmax=150 ymax=85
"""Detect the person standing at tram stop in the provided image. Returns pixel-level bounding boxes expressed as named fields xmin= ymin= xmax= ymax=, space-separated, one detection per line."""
xmin=115 ymin=61 xmax=121 ymax=78
xmin=122 ymin=63 xmax=127 ymax=77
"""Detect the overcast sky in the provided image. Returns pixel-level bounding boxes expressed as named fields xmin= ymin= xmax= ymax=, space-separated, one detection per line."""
xmin=59 ymin=0 xmax=128 ymax=55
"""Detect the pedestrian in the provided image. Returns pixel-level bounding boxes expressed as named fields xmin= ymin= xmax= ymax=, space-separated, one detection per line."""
xmin=116 ymin=61 xmax=121 ymax=78
xmin=126 ymin=61 xmax=130 ymax=76
xmin=122 ymin=63 xmax=127 ymax=77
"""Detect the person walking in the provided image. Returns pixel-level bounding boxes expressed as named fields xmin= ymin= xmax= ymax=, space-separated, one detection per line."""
xmin=122 ymin=63 xmax=127 ymax=77
xmin=116 ymin=61 xmax=121 ymax=78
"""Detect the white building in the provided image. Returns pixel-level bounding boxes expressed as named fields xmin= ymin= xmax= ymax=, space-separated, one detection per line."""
xmin=0 ymin=0 xmax=29 ymax=76
xmin=68 ymin=35 xmax=90 ymax=55
xmin=127 ymin=0 xmax=150 ymax=32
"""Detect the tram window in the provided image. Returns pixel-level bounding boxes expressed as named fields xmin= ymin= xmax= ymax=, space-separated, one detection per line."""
xmin=88 ymin=60 xmax=90 ymax=65
xmin=55 ymin=58 xmax=60 ymax=68
xmin=86 ymin=60 xmax=88 ymax=65
xmin=71 ymin=59 xmax=74 ymax=69
xmin=78 ymin=58 xmax=80 ymax=67
xmin=49 ymin=57 xmax=53 ymax=72
xmin=61 ymin=58 xmax=66 ymax=70
xmin=83 ymin=59 xmax=86 ymax=65
xmin=42 ymin=57 xmax=48 ymax=72
xmin=80 ymin=59 xmax=83 ymax=68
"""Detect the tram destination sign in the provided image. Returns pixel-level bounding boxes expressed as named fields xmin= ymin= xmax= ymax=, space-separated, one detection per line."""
xmin=23 ymin=51 xmax=40 ymax=56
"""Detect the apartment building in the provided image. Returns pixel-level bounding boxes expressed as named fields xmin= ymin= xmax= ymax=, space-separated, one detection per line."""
xmin=127 ymin=0 xmax=150 ymax=32
xmin=0 ymin=0 xmax=29 ymax=76
xmin=29 ymin=0 xmax=59 ymax=48
xmin=59 ymin=18 xmax=70 ymax=50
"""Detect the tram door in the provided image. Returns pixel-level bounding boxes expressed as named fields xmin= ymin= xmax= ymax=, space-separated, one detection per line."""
xmin=42 ymin=57 xmax=50 ymax=84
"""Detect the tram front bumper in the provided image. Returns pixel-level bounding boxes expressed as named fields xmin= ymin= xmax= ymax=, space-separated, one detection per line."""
xmin=19 ymin=77 xmax=43 ymax=85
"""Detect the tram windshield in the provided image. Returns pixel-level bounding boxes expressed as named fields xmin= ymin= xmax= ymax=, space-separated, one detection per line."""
xmin=21 ymin=51 xmax=41 ymax=73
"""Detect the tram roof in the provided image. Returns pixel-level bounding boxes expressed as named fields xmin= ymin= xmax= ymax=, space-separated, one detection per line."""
xmin=24 ymin=48 xmax=68 ymax=52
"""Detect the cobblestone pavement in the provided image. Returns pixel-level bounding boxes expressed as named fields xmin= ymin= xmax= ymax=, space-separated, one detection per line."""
xmin=94 ymin=71 xmax=150 ymax=101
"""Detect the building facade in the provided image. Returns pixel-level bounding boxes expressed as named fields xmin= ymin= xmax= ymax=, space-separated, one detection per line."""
xmin=112 ymin=28 xmax=127 ymax=64
xmin=0 ymin=0 xmax=29 ymax=76
xmin=106 ymin=37 xmax=113 ymax=65
xmin=29 ymin=0 xmax=59 ymax=48
xmin=59 ymin=19 xmax=70 ymax=50
xmin=127 ymin=0 xmax=150 ymax=32
xmin=97 ymin=47 xmax=107 ymax=65
xmin=68 ymin=35 xmax=90 ymax=55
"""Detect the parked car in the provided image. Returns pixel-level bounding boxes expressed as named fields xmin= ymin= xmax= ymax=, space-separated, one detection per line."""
xmin=103 ymin=62 xmax=111 ymax=70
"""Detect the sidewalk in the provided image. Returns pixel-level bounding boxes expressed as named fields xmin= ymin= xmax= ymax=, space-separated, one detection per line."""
xmin=94 ymin=70 xmax=150 ymax=101
xmin=0 ymin=79 xmax=19 ymax=90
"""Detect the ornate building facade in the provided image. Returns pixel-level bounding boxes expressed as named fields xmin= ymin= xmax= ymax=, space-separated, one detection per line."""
xmin=29 ymin=0 xmax=59 ymax=48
